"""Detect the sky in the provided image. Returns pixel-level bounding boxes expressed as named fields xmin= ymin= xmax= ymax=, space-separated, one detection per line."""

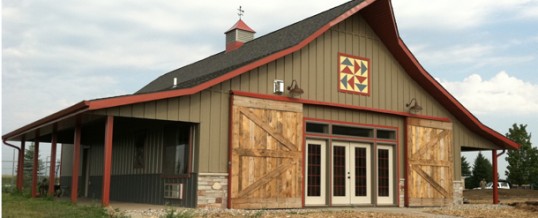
xmin=2 ymin=0 xmax=537 ymax=180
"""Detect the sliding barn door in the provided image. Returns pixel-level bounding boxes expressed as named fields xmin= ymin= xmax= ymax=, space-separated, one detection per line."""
xmin=230 ymin=96 xmax=303 ymax=209
xmin=407 ymin=118 xmax=453 ymax=206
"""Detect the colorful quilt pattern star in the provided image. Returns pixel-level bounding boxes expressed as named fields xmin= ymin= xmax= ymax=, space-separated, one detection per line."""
xmin=338 ymin=53 xmax=370 ymax=95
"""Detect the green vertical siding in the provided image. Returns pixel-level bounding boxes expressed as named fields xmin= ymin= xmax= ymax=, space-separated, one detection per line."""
xmin=88 ymin=13 xmax=499 ymax=177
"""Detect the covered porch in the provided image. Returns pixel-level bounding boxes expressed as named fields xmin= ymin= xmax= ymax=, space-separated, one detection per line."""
xmin=3 ymin=108 xmax=197 ymax=207
xmin=460 ymin=146 xmax=507 ymax=204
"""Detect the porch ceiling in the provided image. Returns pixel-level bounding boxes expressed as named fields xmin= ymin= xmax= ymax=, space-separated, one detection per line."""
xmin=4 ymin=114 xmax=188 ymax=145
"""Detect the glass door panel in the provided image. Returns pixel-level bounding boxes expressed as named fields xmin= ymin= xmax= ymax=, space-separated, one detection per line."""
xmin=305 ymin=139 xmax=326 ymax=205
xmin=377 ymin=145 xmax=393 ymax=205
xmin=332 ymin=142 xmax=371 ymax=205
xmin=350 ymin=144 xmax=371 ymax=204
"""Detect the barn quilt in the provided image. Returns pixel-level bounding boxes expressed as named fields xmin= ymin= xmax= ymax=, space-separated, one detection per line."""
xmin=338 ymin=53 xmax=370 ymax=95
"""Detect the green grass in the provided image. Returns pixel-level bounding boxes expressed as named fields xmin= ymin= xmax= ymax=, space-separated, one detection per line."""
xmin=2 ymin=192 xmax=110 ymax=218
xmin=2 ymin=175 xmax=15 ymax=186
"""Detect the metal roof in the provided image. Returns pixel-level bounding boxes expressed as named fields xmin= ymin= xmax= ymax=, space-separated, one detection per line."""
xmin=136 ymin=0 xmax=362 ymax=94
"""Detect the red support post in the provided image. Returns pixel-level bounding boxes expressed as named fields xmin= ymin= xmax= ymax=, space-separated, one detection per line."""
xmin=492 ymin=149 xmax=499 ymax=204
xmin=102 ymin=115 xmax=114 ymax=207
xmin=17 ymin=138 xmax=26 ymax=192
xmin=48 ymin=125 xmax=58 ymax=196
xmin=32 ymin=130 xmax=40 ymax=198
xmin=71 ymin=121 xmax=82 ymax=203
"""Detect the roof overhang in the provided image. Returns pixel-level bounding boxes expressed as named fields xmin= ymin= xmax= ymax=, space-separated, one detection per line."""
xmin=2 ymin=0 xmax=519 ymax=150
xmin=2 ymin=101 xmax=89 ymax=141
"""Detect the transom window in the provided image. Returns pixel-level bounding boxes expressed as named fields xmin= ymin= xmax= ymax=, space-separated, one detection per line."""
xmin=306 ymin=122 xmax=396 ymax=141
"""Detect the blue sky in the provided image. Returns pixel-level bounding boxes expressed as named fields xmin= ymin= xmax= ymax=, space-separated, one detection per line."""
xmin=2 ymin=0 xmax=537 ymax=179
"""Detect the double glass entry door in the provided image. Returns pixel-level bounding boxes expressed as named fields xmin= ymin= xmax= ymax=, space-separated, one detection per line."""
xmin=305 ymin=140 xmax=393 ymax=206
xmin=331 ymin=141 xmax=371 ymax=205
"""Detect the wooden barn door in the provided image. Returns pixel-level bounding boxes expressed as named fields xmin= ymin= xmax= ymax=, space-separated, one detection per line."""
xmin=230 ymin=96 xmax=303 ymax=209
xmin=407 ymin=118 xmax=453 ymax=206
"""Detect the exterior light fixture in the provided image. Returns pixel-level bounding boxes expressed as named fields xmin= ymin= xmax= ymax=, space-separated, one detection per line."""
xmin=274 ymin=80 xmax=284 ymax=95
xmin=287 ymin=79 xmax=304 ymax=97
xmin=406 ymin=98 xmax=423 ymax=114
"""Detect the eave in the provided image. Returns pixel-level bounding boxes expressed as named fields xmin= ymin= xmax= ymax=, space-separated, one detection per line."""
xmin=2 ymin=0 xmax=518 ymax=150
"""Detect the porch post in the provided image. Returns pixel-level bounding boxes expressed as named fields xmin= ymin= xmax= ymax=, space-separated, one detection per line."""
xmin=32 ymin=130 xmax=40 ymax=198
xmin=48 ymin=125 xmax=57 ymax=196
xmin=17 ymin=137 xmax=26 ymax=192
xmin=492 ymin=149 xmax=499 ymax=204
xmin=71 ymin=120 xmax=82 ymax=203
xmin=102 ymin=115 xmax=114 ymax=207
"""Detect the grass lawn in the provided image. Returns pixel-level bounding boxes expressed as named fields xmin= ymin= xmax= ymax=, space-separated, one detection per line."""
xmin=2 ymin=192 xmax=110 ymax=218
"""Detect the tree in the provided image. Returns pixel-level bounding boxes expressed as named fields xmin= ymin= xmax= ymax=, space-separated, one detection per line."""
xmin=505 ymin=123 xmax=538 ymax=187
xmin=469 ymin=152 xmax=492 ymax=189
xmin=461 ymin=156 xmax=472 ymax=188
xmin=461 ymin=156 xmax=471 ymax=177
xmin=20 ymin=143 xmax=45 ymax=189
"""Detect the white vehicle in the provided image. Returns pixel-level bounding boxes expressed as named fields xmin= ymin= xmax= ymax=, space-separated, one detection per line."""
xmin=485 ymin=181 xmax=511 ymax=189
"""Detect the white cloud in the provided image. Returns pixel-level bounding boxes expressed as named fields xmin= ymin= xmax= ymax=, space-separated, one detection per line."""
xmin=408 ymin=42 xmax=535 ymax=70
xmin=1 ymin=0 xmax=348 ymax=134
xmin=392 ymin=0 xmax=538 ymax=30
xmin=439 ymin=71 xmax=538 ymax=115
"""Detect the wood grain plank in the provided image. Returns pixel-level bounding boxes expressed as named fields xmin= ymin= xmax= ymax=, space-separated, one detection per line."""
xmin=236 ymin=160 xmax=294 ymax=198
xmin=233 ymin=95 xmax=302 ymax=112
xmin=408 ymin=118 xmax=453 ymax=130
xmin=238 ymin=108 xmax=297 ymax=152
xmin=411 ymin=129 xmax=449 ymax=158
xmin=411 ymin=165 xmax=450 ymax=198
xmin=234 ymin=148 xmax=300 ymax=159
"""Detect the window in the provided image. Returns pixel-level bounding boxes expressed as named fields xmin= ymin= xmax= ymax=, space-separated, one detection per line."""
xmin=306 ymin=123 xmax=329 ymax=134
xmin=377 ymin=130 xmax=396 ymax=140
xmin=164 ymin=183 xmax=183 ymax=199
xmin=378 ymin=149 xmax=389 ymax=196
xmin=355 ymin=147 xmax=367 ymax=196
xmin=332 ymin=125 xmax=373 ymax=138
xmin=307 ymin=144 xmax=322 ymax=196
xmin=162 ymin=124 xmax=193 ymax=176
xmin=333 ymin=146 xmax=346 ymax=197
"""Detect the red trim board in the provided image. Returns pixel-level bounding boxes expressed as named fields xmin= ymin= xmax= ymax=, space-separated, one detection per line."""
xmin=2 ymin=0 xmax=518 ymax=153
xmin=233 ymin=90 xmax=450 ymax=122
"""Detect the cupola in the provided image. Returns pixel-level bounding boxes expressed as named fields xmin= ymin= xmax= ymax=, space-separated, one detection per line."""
xmin=225 ymin=7 xmax=255 ymax=52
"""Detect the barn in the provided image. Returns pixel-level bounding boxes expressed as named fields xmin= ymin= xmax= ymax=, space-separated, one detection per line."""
xmin=3 ymin=0 xmax=519 ymax=209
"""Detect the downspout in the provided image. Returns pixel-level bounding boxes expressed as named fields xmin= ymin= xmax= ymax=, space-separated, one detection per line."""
xmin=3 ymin=139 xmax=22 ymax=192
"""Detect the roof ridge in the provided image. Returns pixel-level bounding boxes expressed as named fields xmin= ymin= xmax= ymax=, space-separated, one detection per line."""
xmin=136 ymin=0 xmax=363 ymax=94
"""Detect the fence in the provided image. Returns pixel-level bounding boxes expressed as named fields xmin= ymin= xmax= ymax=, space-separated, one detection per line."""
xmin=2 ymin=160 xmax=61 ymax=185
